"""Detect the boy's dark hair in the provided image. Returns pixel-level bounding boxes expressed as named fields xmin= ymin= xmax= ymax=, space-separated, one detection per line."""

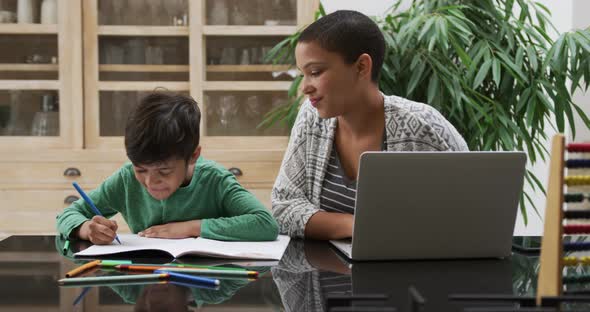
xmin=298 ymin=10 xmax=385 ymax=83
xmin=125 ymin=92 xmax=201 ymax=165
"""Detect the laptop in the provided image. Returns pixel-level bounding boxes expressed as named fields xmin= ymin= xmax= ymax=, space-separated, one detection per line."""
xmin=330 ymin=151 xmax=527 ymax=261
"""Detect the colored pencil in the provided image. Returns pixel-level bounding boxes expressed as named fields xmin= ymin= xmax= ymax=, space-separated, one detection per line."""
xmin=154 ymin=270 xmax=219 ymax=287
xmin=72 ymin=287 xmax=91 ymax=305
xmin=167 ymin=263 xmax=248 ymax=271
xmin=58 ymin=273 xmax=169 ymax=286
xmin=62 ymin=240 xmax=70 ymax=254
xmin=65 ymin=260 xmax=101 ymax=278
xmin=72 ymin=182 xmax=121 ymax=244
xmin=99 ymin=260 xmax=133 ymax=267
xmin=117 ymin=264 xmax=258 ymax=278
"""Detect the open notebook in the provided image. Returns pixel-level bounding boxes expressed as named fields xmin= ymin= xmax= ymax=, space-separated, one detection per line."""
xmin=74 ymin=234 xmax=291 ymax=260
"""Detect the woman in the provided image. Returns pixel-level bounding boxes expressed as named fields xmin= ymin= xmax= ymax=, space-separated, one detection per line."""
xmin=272 ymin=10 xmax=468 ymax=240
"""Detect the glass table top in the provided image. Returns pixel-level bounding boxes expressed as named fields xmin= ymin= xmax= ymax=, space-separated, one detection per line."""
xmin=0 ymin=235 xmax=586 ymax=311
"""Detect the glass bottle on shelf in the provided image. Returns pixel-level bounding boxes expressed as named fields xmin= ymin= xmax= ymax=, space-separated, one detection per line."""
xmin=4 ymin=90 xmax=27 ymax=135
xmin=111 ymin=0 xmax=125 ymax=25
xmin=148 ymin=0 xmax=163 ymax=26
xmin=40 ymin=0 xmax=57 ymax=24
xmin=208 ymin=0 xmax=228 ymax=25
xmin=265 ymin=0 xmax=281 ymax=25
xmin=218 ymin=94 xmax=238 ymax=128
xmin=230 ymin=1 xmax=248 ymax=25
xmin=31 ymin=94 xmax=59 ymax=136
xmin=17 ymin=0 xmax=37 ymax=24
xmin=245 ymin=95 xmax=263 ymax=134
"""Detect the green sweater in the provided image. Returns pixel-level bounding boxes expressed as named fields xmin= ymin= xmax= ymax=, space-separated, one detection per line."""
xmin=56 ymin=157 xmax=278 ymax=241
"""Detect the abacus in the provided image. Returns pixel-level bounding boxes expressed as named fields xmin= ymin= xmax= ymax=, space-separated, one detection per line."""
xmin=537 ymin=134 xmax=590 ymax=305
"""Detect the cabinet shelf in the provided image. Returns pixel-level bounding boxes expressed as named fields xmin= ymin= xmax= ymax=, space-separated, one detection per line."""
xmin=97 ymin=25 xmax=189 ymax=36
xmin=0 ymin=64 xmax=59 ymax=72
xmin=0 ymin=24 xmax=58 ymax=34
xmin=203 ymin=25 xmax=298 ymax=36
xmin=203 ymin=81 xmax=291 ymax=91
xmin=0 ymin=80 xmax=59 ymax=89
xmin=98 ymin=81 xmax=189 ymax=91
xmin=99 ymin=64 xmax=189 ymax=72
xmin=206 ymin=64 xmax=291 ymax=72
xmin=98 ymin=65 xmax=292 ymax=73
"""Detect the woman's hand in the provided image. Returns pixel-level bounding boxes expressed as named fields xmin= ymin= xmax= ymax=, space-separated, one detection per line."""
xmin=77 ymin=216 xmax=118 ymax=245
xmin=138 ymin=220 xmax=201 ymax=239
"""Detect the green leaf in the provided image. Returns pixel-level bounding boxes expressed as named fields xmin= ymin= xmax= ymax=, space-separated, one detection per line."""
xmin=498 ymin=127 xmax=515 ymax=150
xmin=427 ymin=74 xmax=439 ymax=104
xmin=525 ymin=95 xmax=537 ymax=128
xmin=450 ymin=36 xmax=471 ymax=67
xmin=526 ymin=45 xmax=538 ymax=71
xmin=418 ymin=17 xmax=436 ymax=41
xmin=552 ymin=36 xmax=566 ymax=69
xmin=515 ymin=46 xmax=524 ymax=69
xmin=519 ymin=196 xmax=528 ymax=226
xmin=407 ymin=60 xmax=426 ymax=96
xmin=492 ymin=58 xmax=501 ymax=86
xmin=495 ymin=51 xmax=528 ymax=83
xmin=287 ymin=75 xmax=302 ymax=98
xmin=473 ymin=58 xmax=492 ymax=88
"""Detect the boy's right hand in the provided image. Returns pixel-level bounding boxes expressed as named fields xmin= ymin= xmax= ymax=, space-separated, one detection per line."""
xmin=77 ymin=216 xmax=118 ymax=245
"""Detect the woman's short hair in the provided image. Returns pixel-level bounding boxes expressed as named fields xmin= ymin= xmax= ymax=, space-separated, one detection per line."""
xmin=298 ymin=10 xmax=385 ymax=83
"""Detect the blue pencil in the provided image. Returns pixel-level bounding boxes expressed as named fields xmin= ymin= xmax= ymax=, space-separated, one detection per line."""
xmin=72 ymin=182 xmax=122 ymax=244
xmin=154 ymin=270 xmax=220 ymax=287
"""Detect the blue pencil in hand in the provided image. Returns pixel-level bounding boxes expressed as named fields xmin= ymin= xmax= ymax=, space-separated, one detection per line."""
xmin=72 ymin=182 xmax=122 ymax=244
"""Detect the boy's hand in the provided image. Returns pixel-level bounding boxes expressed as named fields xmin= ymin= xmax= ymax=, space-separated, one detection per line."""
xmin=77 ymin=216 xmax=118 ymax=245
xmin=138 ymin=220 xmax=201 ymax=239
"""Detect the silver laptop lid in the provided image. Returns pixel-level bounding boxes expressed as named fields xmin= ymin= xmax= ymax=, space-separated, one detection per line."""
xmin=350 ymin=151 xmax=526 ymax=260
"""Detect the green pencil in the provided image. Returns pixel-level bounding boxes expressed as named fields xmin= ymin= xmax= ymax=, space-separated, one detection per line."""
xmin=62 ymin=240 xmax=70 ymax=254
xmin=166 ymin=263 xmax=248 ymax=271
xmin=59 ymin=280 xmax=167 ymax=288
xmin=117 ymin=264 xmax=258 ymax=278
xmin=58 ymin=273 xmax=169 ymax=286
xmin=99 ymin=260 xmax=133 ymax=267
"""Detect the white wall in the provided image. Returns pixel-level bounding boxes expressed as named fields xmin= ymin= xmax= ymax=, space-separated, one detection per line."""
xmin=323 ymin=0 xmax=590 ymax=235
xmin=572 ymin=0 xmax=590 ymax=142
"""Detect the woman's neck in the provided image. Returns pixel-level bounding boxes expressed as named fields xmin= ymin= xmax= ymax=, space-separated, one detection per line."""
xmin=337 ymin=89 xmax=384 ymax=138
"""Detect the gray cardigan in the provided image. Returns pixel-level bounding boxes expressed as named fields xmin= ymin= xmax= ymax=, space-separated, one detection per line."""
xmin=271 ymin=94 xmax=469 ymax=238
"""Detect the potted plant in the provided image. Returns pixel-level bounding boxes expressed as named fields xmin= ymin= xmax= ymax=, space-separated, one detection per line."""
xmin=261 ymin=0 xmax=590 ymax=224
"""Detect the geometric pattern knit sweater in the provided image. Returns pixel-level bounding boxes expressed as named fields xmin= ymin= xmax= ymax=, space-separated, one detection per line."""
xmin=271 ymin=94 xmax=469 ymax=238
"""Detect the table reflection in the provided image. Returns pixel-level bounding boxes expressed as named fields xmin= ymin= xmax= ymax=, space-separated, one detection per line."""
xmin=0 ymin=235 xmax=548 ymax=311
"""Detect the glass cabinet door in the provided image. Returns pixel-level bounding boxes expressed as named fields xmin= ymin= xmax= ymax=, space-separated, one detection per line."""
xmin=85 ymin=0 xmax=190 ymax=148
xmin=205 ymin=0 xmax=297 ymax=26
xmin=201 ymin=0 xmax=304 ymax=143
xmin=0 ymin=0 xmax=81 ymax=148
xmin=84 ymin=0 xmax=317 ymax=148
xmin=205 ymin=91 xmax=289 ymax=136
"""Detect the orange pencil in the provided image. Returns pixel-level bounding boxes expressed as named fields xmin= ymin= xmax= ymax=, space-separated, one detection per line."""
xmin=65 ymin=260 xmax=101 ymax=278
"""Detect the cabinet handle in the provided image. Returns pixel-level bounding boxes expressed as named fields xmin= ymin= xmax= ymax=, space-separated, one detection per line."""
xmin=229 ymin=167 xmax=243 ymax=177
xmin=64 ymin=195 xmax=80 ymax=205
xmin=63 ymin=167 xmax=81 ymax=177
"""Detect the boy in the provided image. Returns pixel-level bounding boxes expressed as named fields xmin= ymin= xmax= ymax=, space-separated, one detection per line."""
xmin=57 ymin=92 xmax=279 ymax=244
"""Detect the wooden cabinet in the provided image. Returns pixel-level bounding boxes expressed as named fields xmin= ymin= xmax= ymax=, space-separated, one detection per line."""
xmin=0 ymin=0 xmax=319 ymax=234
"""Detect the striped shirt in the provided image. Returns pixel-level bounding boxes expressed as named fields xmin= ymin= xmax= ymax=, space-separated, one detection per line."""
xmin=319 ymin=134 xmax=387 ymax=214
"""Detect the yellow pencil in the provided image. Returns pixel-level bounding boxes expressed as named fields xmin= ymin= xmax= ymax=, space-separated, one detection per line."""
xmin=65 ymin=260 xmax=101 ymax=278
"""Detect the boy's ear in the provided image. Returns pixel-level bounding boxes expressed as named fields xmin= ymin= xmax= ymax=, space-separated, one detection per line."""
xmin=356 ymin=53 xmax=373 ymax=81
xmin=189 ymin=146 xmax=201 ymax=165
